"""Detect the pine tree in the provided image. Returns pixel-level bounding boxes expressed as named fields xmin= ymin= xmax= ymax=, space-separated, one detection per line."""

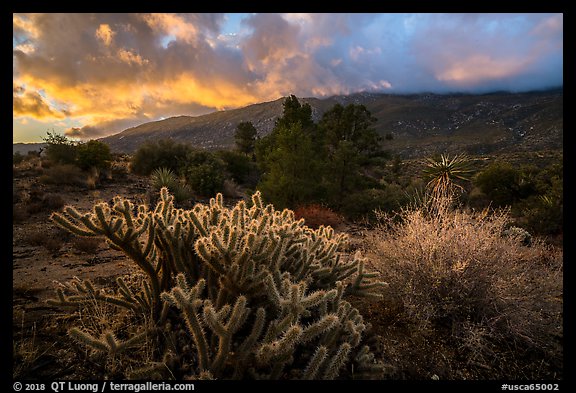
xmin=258 ymin=122 xmax=324 ymax=209
xmin=235 ymin=121 xmax=258 ymax=156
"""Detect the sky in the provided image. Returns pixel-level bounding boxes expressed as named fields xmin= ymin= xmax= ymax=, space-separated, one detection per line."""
xmin=13 ymin=13 xmax=563 ymax=144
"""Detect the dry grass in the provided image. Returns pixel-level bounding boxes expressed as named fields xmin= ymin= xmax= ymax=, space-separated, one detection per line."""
xmin=365 ymin=194 xmax=563 ymax=378
xmin=51 ymin=275 xmax=160 ymax=378
xmin=13 ymin=310 xmax=40 ymax=378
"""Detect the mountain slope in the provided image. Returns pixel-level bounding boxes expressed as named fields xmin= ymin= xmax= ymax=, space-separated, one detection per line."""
xmin=100 ymin=89 xmax=562 ymax=158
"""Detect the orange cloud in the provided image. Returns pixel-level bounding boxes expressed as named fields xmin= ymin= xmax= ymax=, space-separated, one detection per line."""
xmin=141 ymin=13 xmax=200 ymax=43
xmin=117 ymin=48 xmax=147 ymax=66
xmin=13 ymin=14 xmax=40 ymax=39
xmin=96 ymin=24 xmax=115 ymax=46
xmin=436 ymin=55 xmax=527 ymax=85
xmin=13 ymin=84 xmax=67 ymax=120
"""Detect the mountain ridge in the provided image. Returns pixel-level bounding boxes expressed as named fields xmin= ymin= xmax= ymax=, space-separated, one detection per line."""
xmin=100 ymin=89 xmax=562 ymax=158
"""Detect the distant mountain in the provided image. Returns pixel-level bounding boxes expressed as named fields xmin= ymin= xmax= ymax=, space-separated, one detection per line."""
xmin=13 ymin=143 xmax=46 ymax=155
xmin=97 ymin=89 xmax=562 ymax=158
xmin=101 ymin=97 xmax=334 ymax=154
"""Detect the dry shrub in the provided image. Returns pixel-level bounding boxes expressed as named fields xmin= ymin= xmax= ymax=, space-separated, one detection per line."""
xmin=24 ymin=228 xmax=65 ymax=254
xmin=43 ymin=194 xmax=65 ymax=211
xmin=221 ymin=178 xmax=243 ymax=199
xmin=294 ymin=203 xmax=343 ymax=229
xmin=71 ymin=236 xmax=101 ymax=254
xmin=24 ymin=193 xmax=65 ymax=215
xmin=39 ymin=164 xmax=85 ymax=186
xmin=25 ymin=202 xmax=45 ymax=215
xmin=13 ymin=205 xmax=30 ymax=223
xmin=366 ymin=194 xmax=562 ymax=378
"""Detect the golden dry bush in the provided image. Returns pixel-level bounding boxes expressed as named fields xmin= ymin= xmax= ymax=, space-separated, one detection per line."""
xmin=366 ymin=194 xmax=562 ymax=375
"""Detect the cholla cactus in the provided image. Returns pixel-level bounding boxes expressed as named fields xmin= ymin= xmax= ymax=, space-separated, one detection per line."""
xmin=502 ymin=226 xmax=532 ymax=246
xmin=49 ymin=188 xmax=385 ymax=379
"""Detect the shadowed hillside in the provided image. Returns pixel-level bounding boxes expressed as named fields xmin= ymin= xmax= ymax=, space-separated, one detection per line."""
xmin=99 ymin=89 xmax=562 ymax=158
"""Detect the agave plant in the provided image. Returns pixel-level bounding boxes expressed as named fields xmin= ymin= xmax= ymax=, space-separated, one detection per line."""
xmin=422 ymin=153 xmax=473 ymax=197
xmin=150 ymin=167 xmax=179 ymax=192
xmin=151 ymin=167 xmax=193 ymax=203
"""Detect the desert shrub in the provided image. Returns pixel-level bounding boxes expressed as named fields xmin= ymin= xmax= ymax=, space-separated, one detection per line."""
xmin=221 ymin=179 xmax=244 ymax=199
xmin=25 ymin=202 xmax=44 ymax=215
xmin=181 ymin=151 xmax=227 ymax=197
xmin=294 ymin=204 xmax=343 ymax=229
xmin=340 ymin=186 xmax=406 ymax=221
xmin=76 ymin=140 xmax=112 ymax=171
xmin=367 ymin=194 xmax=563 ymax=378
xmin=13 ymin=205 xmax=29 ymax=223
xmin=49 ymin=189 xmax=386 ymax=379
xmin=43 ymin=132 xmax=78 ymax=166
xmin=26 ymin=193 xmax=66 ymax=215
xmin=24 ymin=229 xmax=64 ymax=253
xmin=43 ymin=194 xmax=66 ymax=211
xmin=501 ymin=226 xmax=533 ymax=247
xmin=519 ymin=195 xmax=563 ymax=236
xmin=13 ymin=152 xmax=25 ymax=165
xmin=71 ymin=236 xmax=102 ymax=254
xmin=474 ymin=161 xmax=523 ymax=207
xmin=39 ymin=164 xmax=86 ymax=186
xmin=216 ymin=150 xmax=258 ymax=186
xmin=185 ymin=162 xmax=225 ymax=197
xmin=130 ymin=139 xmax=193 ymax=176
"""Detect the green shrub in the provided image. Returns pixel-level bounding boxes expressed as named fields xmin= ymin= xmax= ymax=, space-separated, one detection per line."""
xmin=43 ymin=132 xmax=78 ymax=166
xmin=519 ymin=195 xmax=563 ymax=236
xmin=216 ymin=150 xmax=258 ymax=186
xmin=130 ymin=139 xmax=193 ymax=176
xmin=76 ymin=140 xmax=112 ymax=170
xmin=474 ymin=161 xmax=522 ymax=207
xmin=181 ymin=150 xmax=227 ymax=197
xmin=340 ymin=186 xmax=406 ymax=221
xmin=49 ymin=189 xmax=386 ymax=379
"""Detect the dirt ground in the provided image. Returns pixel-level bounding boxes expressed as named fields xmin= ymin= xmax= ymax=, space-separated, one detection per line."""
xmin=12 ymin=167 xmax=145 ymax=378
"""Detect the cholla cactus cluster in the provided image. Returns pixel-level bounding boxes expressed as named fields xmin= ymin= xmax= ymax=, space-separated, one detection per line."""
xmin=52 ymin=188 xmax=382 ymax=379
xmin=49 ymin=188 xmax=385 ymax=379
